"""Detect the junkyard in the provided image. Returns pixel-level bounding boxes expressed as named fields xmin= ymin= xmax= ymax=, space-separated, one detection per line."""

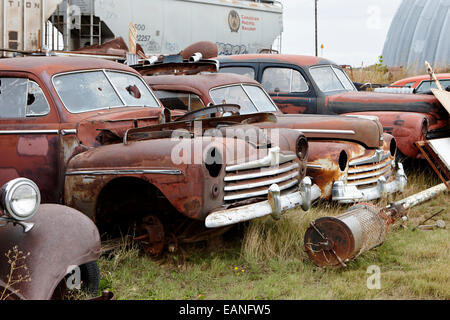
xmin=0 ymin=0 xmax=448 ymax=304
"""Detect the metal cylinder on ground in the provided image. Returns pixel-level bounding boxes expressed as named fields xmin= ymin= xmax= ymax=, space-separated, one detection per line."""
xmin=304 ymin=203 xmax=390 ymax=267
xmin=304 ymin=183 xmax=448 ymax=268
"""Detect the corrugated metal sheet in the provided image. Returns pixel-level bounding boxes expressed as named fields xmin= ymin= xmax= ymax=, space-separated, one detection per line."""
xmin=382 ymin=0 xmax=450 ymax=71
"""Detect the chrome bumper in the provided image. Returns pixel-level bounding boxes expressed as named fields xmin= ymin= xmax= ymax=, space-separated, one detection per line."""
xmin=205 ymin=178 xmax=322 ymax=228
xmin=332 ymin=163 xmax=408 ymax=204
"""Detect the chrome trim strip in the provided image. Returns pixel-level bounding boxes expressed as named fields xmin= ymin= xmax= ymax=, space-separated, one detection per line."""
xmin=347 ymin=173 xmax=392 ymax=187
xmin=66 ymin=169 xmax=182 ymax=176
xmin=296 ymin=129 xmax=356 ymax=135
xmin=225 ymin=171 xmax=299 ymax=192
xmin=226 ymin=147 xmax=296 ymax=172
xmin=61 ymin=129 xmax=78 ymax=135
xmin=307 ymin=164 xmax=323 ymax=169
xmin=349 ymin=150 xmax=390 ymax=166
xmin=224 ymin=162 xmax=299 ymax=182
xmin=347 ymin=165 xmax=392 ymax=181
xmin=348 ymin=158 xmax=392 ymax=174
xmin=224 ymin=179 xmax=299 ymax=201
xmin=0 ymin=130 xmax=59 ymax=135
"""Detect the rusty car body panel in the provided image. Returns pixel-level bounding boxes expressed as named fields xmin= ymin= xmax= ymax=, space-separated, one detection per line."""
xmin=144 ymin=72 xmax=407 ymax=202
xmin=217 ymin=54 xmax=450 ymax=159
xmin=0 ymin=203 xmax=100 ymax=300
xmin=0 ymin=56 xmax=314 ymax=238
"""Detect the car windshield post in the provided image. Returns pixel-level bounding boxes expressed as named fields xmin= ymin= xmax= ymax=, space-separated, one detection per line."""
xmin=331 ymin=66 xmax=356 ymax=91
xmin=103 ymin=70 xmax=126 ymax=106
xmin=310 ymin=65 xmax=356 ymax=93
xmin=242 ymin=85 xmax=278 ymax=113
xmin=241 ymin=84 xmax=260 ymax=112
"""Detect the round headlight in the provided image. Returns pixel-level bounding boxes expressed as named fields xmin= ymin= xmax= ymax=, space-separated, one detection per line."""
xmin=0 ymin=178 xmax=41 ymax=221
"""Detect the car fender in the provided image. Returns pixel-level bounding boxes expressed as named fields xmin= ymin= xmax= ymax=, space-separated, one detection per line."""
xmin=0 ymin=204 xmax=101 ymax=300
xmin=307 ymin=140 xmax=365 ymax=198
xmin=341 ymin=111 xmax=430 ymax=158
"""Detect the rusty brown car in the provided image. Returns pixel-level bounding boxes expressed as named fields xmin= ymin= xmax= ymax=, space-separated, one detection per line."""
xmin=143 ymin=71 xmax=407 ymax=203
xmin=0 ymin=178 xmax=101 ymax=300
xmin=217 ymin=54 xmax=450 ymax=159
xmin=0 ymin=56 xmax=315 ymax=255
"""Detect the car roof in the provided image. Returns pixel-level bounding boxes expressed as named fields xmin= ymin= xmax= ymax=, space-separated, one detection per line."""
xmin=217 ymin=54 xmax=337 ymax=67
xmin=0 ymin=56 xmax=138 ymax=76
xmin=145 ymin=72 xmax=261 ymax=93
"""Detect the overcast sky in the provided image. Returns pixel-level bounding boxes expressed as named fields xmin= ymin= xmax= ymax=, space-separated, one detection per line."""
xmin=280 ymin=0 xmax=403 ymax=67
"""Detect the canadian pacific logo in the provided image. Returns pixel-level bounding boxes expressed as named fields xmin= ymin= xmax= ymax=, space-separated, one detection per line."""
xmin=228 ymin=10 xmax=240 ymax=32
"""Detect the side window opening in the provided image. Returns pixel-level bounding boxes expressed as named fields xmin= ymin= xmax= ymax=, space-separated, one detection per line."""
xmin=219 ymin=67 xmax=255 ymax=80
xmin=261 ymin=68 xmax=308 ymax=93
xmin=0 ymin=78 xmax=50 ymax=119
xmin=0 ymin=78 xmax=28 ymax=118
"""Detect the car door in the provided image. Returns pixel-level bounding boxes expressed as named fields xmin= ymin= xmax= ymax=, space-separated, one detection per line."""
xmin=258 ymin=64 xmax=317 ymax=114
xmin=0 ymin=72 xmax=63 ymax=203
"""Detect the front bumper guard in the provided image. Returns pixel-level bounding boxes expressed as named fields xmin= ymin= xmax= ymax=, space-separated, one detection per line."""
xmin=205 ymin=177 xmax=322 ymax=228
xmin=332 ymin=163 xmax=408 ymax=204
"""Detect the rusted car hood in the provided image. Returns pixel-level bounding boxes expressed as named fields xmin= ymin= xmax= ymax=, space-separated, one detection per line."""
xmin=326 ymin=91 xmax=445 ymax=118
xmin=258 ymin=114 xmax=383 ymax=149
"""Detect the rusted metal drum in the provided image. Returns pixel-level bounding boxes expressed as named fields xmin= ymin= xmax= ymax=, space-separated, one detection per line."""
xmin=304 ymin=204 xmax=389 ymax=267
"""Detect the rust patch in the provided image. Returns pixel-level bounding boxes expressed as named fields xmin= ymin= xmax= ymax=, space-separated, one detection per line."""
xmin=17 ymin=136 xmax=49 ymax=156
xmin=183 ymin=198 xmax=202 ymax=217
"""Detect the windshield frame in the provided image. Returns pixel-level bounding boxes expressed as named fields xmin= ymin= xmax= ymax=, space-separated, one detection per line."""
xmin=208 ymin=83 xmax=279 ymax=115
xmin=309 ymin=65 xmax=357 ymax=93
xmin=51 ymin=69 xmax=161 ymax=114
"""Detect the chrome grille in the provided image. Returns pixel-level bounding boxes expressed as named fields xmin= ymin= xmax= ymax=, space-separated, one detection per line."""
xmin=347 ymin=150 xmax=394 ymax=189
xmin=224 ymin=148 xmax=300 ymax=202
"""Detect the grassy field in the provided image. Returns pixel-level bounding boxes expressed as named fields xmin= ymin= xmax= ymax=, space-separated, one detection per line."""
xmin=97 ymin=162 xmax=449 ymax=300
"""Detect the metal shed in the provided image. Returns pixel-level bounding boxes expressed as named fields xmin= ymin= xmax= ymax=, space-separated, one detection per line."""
xmin=382 ymin=0 xmax=450 ymax=71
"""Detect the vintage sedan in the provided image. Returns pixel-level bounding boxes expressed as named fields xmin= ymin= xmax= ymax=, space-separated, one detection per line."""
xmin=217 ymin=54 xmax=450 ymax=159
xmin=0 ymin=178 xmax=101 ymax=300
xmin=144 ymin=72 xmax=407 ymax=203
xmin=0 ymin=56 xmax=314 ymax=255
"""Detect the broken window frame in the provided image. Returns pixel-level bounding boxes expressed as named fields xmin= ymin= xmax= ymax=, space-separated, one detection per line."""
xmin=52 ymin=69 xmax=161 ymax=114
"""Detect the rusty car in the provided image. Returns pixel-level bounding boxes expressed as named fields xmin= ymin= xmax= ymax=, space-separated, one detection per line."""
xmin=0 ymin=177 xmax=101 ymax=300
xmin=217 ymin=54 xmax=450 ymax=159
xmin=389 ymin=73 xmax=450 ymax=94
xmin=0 ymin=56 xmax=316 ymax=255
xmin=142 ymin=71 xmax=407 ymax=204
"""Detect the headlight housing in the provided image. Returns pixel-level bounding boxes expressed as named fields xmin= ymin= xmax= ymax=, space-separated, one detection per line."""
xmin=0 ymin=178 xmax=41 ymax=221
xmin=296 ymin=136 xmax=309 ymax=161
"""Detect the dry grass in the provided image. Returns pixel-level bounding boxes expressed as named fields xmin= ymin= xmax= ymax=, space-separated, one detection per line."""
xmin=346 ymin=62 xmax=450 ymax=86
